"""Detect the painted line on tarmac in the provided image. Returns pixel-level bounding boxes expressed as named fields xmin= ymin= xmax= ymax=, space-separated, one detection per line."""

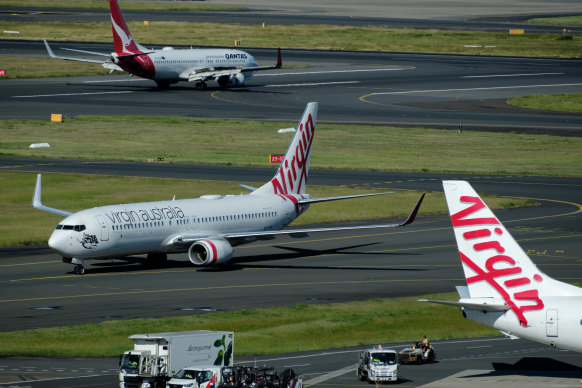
xmin=303 ymin=364 xmax=355 ymax=386
xmin=11 ymin=91 xmax=134 ymax=98
xmin=264 ymin=81 xmax=359 ymax=87
xmin=256 ymin=67 xmax=412 ymax=77
xmin=361 ymin=82 xmax=582 ymax=96
xmin=462 ymin=72 xmax=564 ymax=78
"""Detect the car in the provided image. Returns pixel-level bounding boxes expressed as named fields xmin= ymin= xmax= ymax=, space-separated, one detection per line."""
xmin=398 ymin=341 xmax=436 ymax=364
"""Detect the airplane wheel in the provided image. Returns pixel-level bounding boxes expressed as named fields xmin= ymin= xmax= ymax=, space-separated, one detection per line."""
xmin=74 ymin=265 xmax=85 ymax=275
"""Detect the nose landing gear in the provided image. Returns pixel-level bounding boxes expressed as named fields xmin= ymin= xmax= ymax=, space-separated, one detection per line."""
xmin=63 ymin=257 xmax=86 ymax=275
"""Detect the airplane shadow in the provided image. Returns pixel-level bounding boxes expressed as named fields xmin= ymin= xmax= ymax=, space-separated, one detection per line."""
xmin=79 ymin=242 xmax=422 ymax=274
xmin=463 ymin=357 xmax=582 ymax=379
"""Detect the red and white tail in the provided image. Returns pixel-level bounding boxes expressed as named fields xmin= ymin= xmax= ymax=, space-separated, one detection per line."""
xmin=443 ymin=180 xmax=582 ymax=326
xmin=109 ymin=0 xmax=147 ymax=54
xmin=253 ymin=102 xmax=318 ymax=196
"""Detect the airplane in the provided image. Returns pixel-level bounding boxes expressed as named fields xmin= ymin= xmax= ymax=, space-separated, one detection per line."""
xmin=33 ymin=102 xmax=425 ymax=275
xmin=43 ymin=0 xmax=282 ymax=90
xmin=421 ymin=180 xmax=582 ymax=353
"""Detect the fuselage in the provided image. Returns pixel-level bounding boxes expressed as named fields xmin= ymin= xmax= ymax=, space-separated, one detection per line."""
xmin=115 ymin=48 xmax=258 ymax=82
xmin=48 ymin=193 xmax=307 ymax=259
xmin=467 ymin=295 xmax=582 ymax=352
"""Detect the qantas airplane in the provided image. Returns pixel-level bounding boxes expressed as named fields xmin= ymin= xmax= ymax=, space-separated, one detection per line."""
xmin=43 ymin=0 xmax=281 ymax=89
xmin=422 ymin=180 xmax=582 ymax=352
xmin=33 ymin=103 xmax=424 ymax=275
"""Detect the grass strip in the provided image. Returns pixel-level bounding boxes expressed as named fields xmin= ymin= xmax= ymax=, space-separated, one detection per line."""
xmin=0 ymin=56 xmax=113 ymax=79
xmin=526 ymin=16 xmax=582 ymax=27
xmin=2 ymin=116 xmax=581 ymax=177
xmin=1 ymin=22 xmax=580 ymax=58
xmin=1 ymin=172 xmax=532 ymax=248
xmin=507 ymin=93 xmax=582 ymax=113
xmin=0 ymin=293 xmax=498 ymax=357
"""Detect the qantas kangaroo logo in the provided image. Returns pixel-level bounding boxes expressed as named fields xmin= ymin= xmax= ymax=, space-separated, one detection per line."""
xmin=452 ymin=195 xmax=544 ymax=327
xmin=111 ymin=16 xmax=136 ymax=53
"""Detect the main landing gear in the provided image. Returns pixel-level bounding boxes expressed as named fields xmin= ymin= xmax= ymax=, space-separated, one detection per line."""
xmin=195 ymin=81 xmax=207 ymax=90
xmin=74 ymin=265 xmax=85 ymax=275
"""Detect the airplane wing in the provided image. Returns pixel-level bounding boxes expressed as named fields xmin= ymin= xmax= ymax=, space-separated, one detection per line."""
xmin=186 ymin=48 xmax=282 ymax=83
xmin=32 ymin=174 xmax=73 ymax=218
xmin=168 ymin=193 xmax=424 ymax=246
xmin=43 ymin=39 xmax=123 ymax=71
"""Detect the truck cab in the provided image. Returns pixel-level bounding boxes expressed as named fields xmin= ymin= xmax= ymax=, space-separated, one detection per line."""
xmin=357 ymin=345 xmax=398 ymax=383
xmin=166 ymin=366 xmax=221 ymax=388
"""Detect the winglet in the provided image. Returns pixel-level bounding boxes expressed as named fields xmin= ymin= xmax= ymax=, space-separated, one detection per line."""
xmin=399 ymin=193 xmax=425 ymax=226
xmin=43 ymin=39 xmax=57 ymax=58
xmin=33 ymin=174 xmax=73 ymax=217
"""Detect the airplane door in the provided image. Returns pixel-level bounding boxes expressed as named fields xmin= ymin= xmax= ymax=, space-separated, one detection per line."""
xmin=95 ymin=215 xmax=109 ymax=241
xmin=546 ymin=309 xmax=558 ymax=337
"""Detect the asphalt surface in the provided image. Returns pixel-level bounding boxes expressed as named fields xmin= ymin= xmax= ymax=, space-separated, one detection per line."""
xmin=2 ymin=41 xmax=582 ymax=135
xmin=1 ymin=4 xmax=581 ymax=33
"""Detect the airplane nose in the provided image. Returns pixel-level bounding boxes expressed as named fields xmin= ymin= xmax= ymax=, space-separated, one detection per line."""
xmin=48 ymin=231 xmax=66 ymax=255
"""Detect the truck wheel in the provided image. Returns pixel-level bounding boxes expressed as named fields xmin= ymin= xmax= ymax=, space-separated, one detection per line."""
xmin=357 ymin=368 xmax=366 ymax=381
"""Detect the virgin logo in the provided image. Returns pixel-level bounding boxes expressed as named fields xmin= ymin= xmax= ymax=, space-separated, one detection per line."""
xmin=270 ymin=113 xmax=315 ymax=196
xmin=452 ymin=195 xmax=544 ymax=327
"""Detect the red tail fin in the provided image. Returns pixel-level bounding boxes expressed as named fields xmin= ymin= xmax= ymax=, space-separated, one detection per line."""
xmin=110 ymin=0 xmax=141 ymax=53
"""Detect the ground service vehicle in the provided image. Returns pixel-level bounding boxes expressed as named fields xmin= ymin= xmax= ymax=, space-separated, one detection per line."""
xmin=357 ymin=346 xmax=398 ymax=383
xmin=119 ymin=330 xmax=233 ymax=388
xmin=398 ymin=342 xmax=436 ymax=364
xmin=167 ymin=365 xmax=302 ymax=388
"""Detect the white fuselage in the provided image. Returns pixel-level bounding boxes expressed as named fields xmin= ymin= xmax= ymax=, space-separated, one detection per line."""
xmin=153 ymin=48 xmax=256 ymax=80
xmin=48 ymin=193 xmax=305 ymax=259
xmin=468 ymin=295 xmax=582 ymax=352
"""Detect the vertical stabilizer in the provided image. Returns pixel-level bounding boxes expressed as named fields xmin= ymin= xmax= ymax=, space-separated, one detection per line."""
xmin=443 ymin=180 xmax=582 ymax=326
xmin=253 ymin=102 xmax=318 ymax=195
xmin=109 ymin=0 xmax=147 ymax=53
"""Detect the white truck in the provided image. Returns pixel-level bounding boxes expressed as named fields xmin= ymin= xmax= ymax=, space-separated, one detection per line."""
xmin=119 ymin=330 xmax=234 ymax=388
xmin=356 ymin=345 xmax=398 ymax=383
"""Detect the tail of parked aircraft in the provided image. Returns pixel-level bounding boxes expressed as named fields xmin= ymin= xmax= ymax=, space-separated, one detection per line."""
xmin=110 ymin=0 xmax=147 ymax=54
xmin=439 ymin=180 xmax=582 ymax=327
xmin=253 ymin=102 xmax=318 ymax=196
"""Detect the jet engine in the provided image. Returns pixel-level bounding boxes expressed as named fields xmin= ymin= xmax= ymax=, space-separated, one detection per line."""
xmin=231 ymin=72 xmax=245 ymax=86
xmin=188 ymin=239 xmax=233 ymax=266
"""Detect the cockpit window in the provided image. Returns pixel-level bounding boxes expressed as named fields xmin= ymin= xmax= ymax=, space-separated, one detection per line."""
xmin=58 ymin=225 xmax=86 ymax=232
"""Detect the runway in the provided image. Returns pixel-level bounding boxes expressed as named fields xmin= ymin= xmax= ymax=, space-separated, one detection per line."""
xmin=2 ymin=41 xmax=582 ymax=135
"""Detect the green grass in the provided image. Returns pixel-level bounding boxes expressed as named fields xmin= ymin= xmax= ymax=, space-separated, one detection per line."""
xmin=1 ymin=171 xmax=532 ymax=248
xmin=0 ymin=0 xmax=242 ymax=11
xmin=0 ymin=293 xmax=498 ymax=357
xmin=1 ymin=22 xmax=580 ymax=59
xmin=1 ymin=116 xmax=581 ymax=177
xmin=507 ymin=93 xmax=582 ymax=113
xmin=527 ymin=15 xmax=582 ymax=27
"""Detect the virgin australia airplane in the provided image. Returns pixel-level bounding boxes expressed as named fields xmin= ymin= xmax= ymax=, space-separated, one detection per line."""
xmin=43 ymin=0 xmax=281 ymax=89
xmin=33 ymin=103 xmax=424 ymax=275
xmin=422 ymin=180 xmax=582 ymax=352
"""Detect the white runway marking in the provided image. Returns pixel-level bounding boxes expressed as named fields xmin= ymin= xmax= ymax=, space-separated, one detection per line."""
xmin=12 ymin=91 xmax=134 ymax=98
xmin=265 ymin=81 xmax=359 ymax=87
xmin=462 ymin=72 xmax=564 ymax=78
xmin=255 ymin=67 xmax=409 ymax=77
xmin=366 ymin=82 xmax=582 ymax=95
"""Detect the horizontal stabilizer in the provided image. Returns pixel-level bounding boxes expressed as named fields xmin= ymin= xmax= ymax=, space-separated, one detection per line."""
xmin=240 ymin=184 xmax=257 ymax=192
xmin=419 ymin=298 xmax=510 ymax=312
